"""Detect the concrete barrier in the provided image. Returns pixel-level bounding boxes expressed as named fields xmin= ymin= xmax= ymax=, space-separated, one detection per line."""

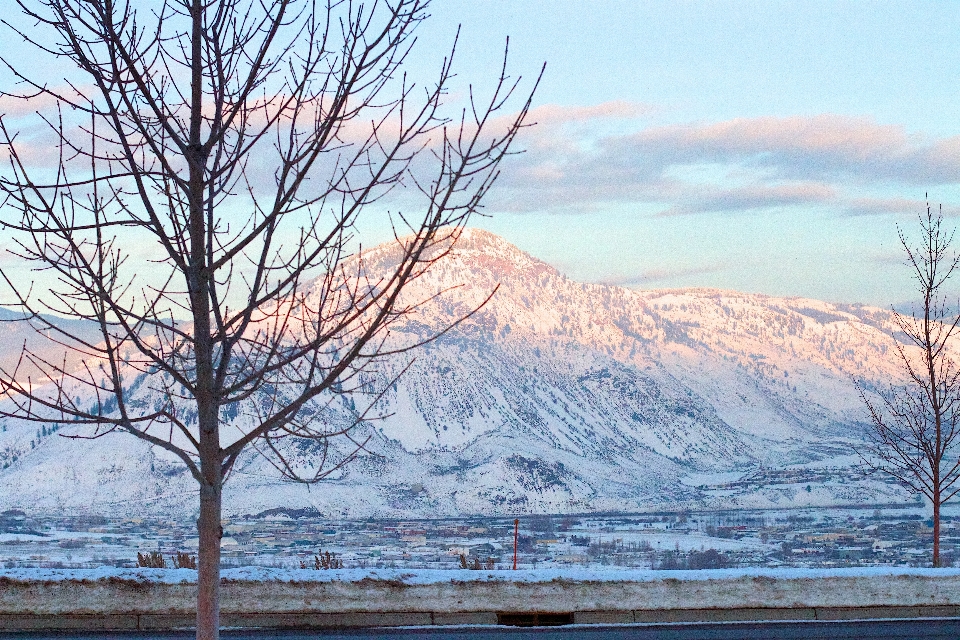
xmin=0 ymin=567 xmax=959 ymax=630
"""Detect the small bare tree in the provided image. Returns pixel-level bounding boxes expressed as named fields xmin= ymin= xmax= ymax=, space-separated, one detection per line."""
xmin=859 ymin=204 xmax=960 ymax=567
xmin=0 ymin=1 xmax=539 ymax=638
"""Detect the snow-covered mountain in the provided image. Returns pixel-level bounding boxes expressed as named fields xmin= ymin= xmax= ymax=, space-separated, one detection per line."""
xmin=0 ymin=308 xmax=107 ymax=384
xmin=0 ymin=229 xmax=914 ymax=518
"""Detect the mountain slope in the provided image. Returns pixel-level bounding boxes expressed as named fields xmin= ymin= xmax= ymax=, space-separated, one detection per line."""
xmin=0 ymin=229 xmax=913 ymax=517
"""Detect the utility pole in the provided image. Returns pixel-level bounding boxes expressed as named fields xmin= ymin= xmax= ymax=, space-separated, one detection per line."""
xmin=513 ymin=519 xmax=519 ymax=570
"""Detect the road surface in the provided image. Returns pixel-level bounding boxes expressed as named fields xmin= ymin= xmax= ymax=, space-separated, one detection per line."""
xmin=9 ymin=619 xmax=960 ymax=639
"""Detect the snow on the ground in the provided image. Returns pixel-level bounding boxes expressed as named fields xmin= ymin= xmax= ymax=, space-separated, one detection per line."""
xmin=4 ymin=566 xmax=960 ymax=584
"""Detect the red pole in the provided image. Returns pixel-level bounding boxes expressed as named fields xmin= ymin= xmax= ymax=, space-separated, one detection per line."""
xmin=513 ymin=518 xmax=519 ymax=570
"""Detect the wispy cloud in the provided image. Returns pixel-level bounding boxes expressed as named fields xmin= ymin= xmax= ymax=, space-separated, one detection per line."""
xmin=526 ymin=100 xmax=657 ymax=127
xmin=843 ymin=196 xmax=929 ymax=217
xmin=493 ymin=105 xmax=959 ymax=217
xmin=0 ymin=92 xmax=65 ymax=120
xmin=4 ymin=96 xmax=950 ymax=221
xmin=603 ymin=262 xmax=728 ymax=288
xmin=659 ymin=182 xmax=837 ymax=217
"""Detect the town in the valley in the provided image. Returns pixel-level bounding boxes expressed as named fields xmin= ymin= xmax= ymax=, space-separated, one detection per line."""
xmin=2 ymin=499 xmax=956 ymax=573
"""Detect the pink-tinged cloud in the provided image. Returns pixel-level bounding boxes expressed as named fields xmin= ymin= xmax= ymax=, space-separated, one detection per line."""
xmin=490 ymin=111 xmax=960 ymax=215
xmin=632 ymin=115 xmax=908 ymax=160
xmin=0 ymin=93 xmax=63 ymax=119
xmin=620 ymin=115 xmax=960 ymax=184
xmin=0 ymin=84 xmax=99 ymax=120
xmin=0 ymin=131 xmax=64 ymax=168
xmin=659 ymin=182 xmax=837 ymax=217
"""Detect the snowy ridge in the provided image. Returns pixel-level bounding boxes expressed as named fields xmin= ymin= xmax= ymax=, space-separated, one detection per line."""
xmin=0 ymin=229 xmax=915 ymax=518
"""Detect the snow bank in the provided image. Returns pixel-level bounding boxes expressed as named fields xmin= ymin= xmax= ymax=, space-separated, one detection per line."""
xmin=2 ymin=566 xmax=960 ymax=616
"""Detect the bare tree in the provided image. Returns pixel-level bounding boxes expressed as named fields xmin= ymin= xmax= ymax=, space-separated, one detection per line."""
xmin=0 ymin=0 xmax=539 ymax=637
xmin=859 ymin=204 xmax=960 ymax=567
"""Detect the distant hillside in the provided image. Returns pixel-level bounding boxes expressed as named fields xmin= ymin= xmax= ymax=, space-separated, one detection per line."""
xmin=0 ymin=229 xmax=913 ymax=518
xmin=0 ymin=308 xmax=104 ymax=383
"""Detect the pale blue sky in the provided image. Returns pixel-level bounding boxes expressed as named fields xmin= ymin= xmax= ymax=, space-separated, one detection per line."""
xmin=405 ymin=1 xmax=960 ymax=306
xmin=3 ymin=1 xmax=960 ymax=307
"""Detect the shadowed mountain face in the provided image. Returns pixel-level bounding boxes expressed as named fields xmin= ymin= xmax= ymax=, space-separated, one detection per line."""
xmin=0 ymin=229 xmax=913 ymax=518
xmin=0 ymin=309 xmax=107 ymax=384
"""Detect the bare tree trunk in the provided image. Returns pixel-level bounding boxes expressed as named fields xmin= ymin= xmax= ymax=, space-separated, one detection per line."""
xmin=188 ymin=1 xmax=219 ymax=632
xmin=0 ymin=1 xmax=540 ymax=636
xmin=197 ymin=474 xmax=222 ymax=640
xmin=933 ymin=490 xmax=942 ymax=568
xmin=195 ymin=353 xmax=222 ymax=639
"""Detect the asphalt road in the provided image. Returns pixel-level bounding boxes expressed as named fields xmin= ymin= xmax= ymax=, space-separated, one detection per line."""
xmin=9 ymin=620 xmax=960 ymax=640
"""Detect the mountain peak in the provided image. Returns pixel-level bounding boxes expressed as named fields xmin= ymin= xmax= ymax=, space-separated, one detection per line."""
xmin=0 ymin=225 xmax=911 ymax=519
xmin=448 ymin=228 xmax=562 ymax=281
